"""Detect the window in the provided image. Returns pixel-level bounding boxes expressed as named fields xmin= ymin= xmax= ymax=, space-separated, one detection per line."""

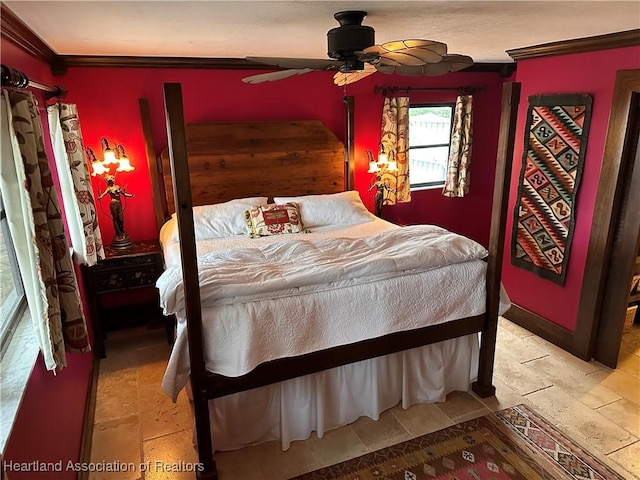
xmin=409 ymin=104 xmax=454 ymax=189
xmin=0 ymin=192 xmax=26 ymax=358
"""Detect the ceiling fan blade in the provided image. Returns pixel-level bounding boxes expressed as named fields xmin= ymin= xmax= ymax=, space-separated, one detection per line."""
xmin=441 ymin=54 xmax=475 ymax=72
xmin=363 ymin=39 xmax=448 ymax=66
xmin=374 ymin=64 xmax=396 ymax=75
xmin=375 ymin=54 xmax=473 ymax=77
xmin=242 ymin=68 xmax=316 ymax=84
xmin=393 ymin=63 xmax=451 ymax=76
xmin=333 ymin=64 xmax=377 ymax=86
xmin=246 ymin=57 xmax=342 ymax=70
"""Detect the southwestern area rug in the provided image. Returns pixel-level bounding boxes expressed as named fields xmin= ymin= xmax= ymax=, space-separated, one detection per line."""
xmin=291 ymin=404 xmax=624 ymax=480
xmin=511 ymin=94 xmax=592 ymax=285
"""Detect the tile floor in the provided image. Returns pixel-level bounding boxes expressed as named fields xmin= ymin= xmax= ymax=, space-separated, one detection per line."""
xmin=89 ymin=318 xmax=640 ymax=480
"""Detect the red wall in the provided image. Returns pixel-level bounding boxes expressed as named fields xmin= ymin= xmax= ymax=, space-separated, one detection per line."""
xmin=60 ymin=66 xmax=505 ymax=246
xmin=2 ymin=39 xmax=94 ymax=480
xmin=503 ymin=46 xmax=640 ymax=331
xmin=3 ymin=350 xmax=93 ymax=480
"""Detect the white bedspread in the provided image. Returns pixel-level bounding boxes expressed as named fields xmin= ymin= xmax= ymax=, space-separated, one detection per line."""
xmin=156 ymin=224 xmax=489 ymax=315
xmin=158 ymin=221 xmax=510 ymax=399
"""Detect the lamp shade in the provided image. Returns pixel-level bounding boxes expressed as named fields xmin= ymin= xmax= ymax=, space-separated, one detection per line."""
xmin=377 ymin=142 xmax=389 ymax=165
xmin=367 ymin=160 xmax=380 ymax=173
xmin=102 ymin=148 xmax=117 ymax=165
xmin=100 ymin=137 xmax=119 ymax=165
xmin=116 ymin=157 xmax=134 ymax=172
xmin=91 ymin=160 xmax=108 ymax=176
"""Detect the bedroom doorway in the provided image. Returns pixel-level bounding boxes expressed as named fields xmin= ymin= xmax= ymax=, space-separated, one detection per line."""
xmin=594 ymin=93 xmax=640 ymax=368
xmin=574 ymin=69 xmax=640 ymax=368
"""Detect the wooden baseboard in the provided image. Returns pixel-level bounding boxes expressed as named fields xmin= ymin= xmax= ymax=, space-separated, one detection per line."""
xmin=503 ymin=303 xmax=574 ymax=352
xmin=78 ymin=358 xmax=99 ymax=480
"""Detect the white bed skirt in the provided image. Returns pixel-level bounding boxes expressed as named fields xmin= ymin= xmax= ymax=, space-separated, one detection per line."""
xmin=187 ymin=333 xmax=480 ymax=452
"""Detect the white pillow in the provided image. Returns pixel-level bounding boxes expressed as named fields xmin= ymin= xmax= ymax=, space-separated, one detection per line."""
xmin=273 ymin=191 xmax=375 ymax=228
xmin=170 ymin=197 xmax=268 ymax=241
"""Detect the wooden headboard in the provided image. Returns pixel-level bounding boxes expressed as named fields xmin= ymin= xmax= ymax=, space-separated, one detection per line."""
xmin=155 ymin=120 xmax=346 ymax=218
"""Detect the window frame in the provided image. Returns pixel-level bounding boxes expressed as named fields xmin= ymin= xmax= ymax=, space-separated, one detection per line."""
xmin=408 ymin=102 xmax=455 ymax=190
xmin=0 ymin=193 xmax=27 ymax=359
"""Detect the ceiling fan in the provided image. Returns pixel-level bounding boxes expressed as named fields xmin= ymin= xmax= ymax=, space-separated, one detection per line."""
xmin=242 ymin=11 xmax=473 ymax=86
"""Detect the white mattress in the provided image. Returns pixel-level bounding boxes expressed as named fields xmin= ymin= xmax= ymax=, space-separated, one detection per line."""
xmin=158 ymin=218 xmax=510 ymax=400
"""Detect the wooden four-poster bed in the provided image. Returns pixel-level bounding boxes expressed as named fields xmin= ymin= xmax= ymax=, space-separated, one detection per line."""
xmin=144 ymin=82 xmax=521 ymax=480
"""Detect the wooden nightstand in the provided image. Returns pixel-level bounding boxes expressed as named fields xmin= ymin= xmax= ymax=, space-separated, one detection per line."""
xmin=82 ymin=239 xmax=170 ymax=358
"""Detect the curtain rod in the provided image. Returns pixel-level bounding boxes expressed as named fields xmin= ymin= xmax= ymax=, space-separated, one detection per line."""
xmin=1 ymin=64 xmax=67 ymax=99
xmin=374 ymin=85 xmax=485 ymax=96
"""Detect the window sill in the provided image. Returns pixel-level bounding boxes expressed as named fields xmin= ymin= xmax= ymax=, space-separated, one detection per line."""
xmin=411 ymin=184 xmax=444 ymax=192
xmin=0 ymin=308 xmax=38 ymax=455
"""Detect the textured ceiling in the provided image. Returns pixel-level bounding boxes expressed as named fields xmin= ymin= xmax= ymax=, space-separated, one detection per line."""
xmin=4 ymin=1 xmax=640 ymax=63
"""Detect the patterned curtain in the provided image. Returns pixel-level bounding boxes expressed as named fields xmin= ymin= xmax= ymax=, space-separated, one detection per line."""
xmin=48 ymin=103 xmax=105 ymax=266
xmin=0 ymin=90 xmax=89 ymax=371
xmin=380 ymin=96 xmax=411 ymax=205
xmin=442 ymin=95 xmax=473 ymax=198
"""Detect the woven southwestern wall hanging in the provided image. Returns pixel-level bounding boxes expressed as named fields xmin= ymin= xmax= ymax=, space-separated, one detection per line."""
xmin=511 ymin=94 xmax=593 ymax=285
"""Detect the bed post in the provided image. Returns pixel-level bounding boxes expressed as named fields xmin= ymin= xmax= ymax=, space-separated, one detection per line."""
xmin=344 ymin=95 xmax=356 ymax=190
xmin=472 ymin=82 xmax=521 ymax=398
xmin=139 ymin=97 xmax=167 ymax=235
xmin=163 ymin=83 xmax=218 ymax=480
